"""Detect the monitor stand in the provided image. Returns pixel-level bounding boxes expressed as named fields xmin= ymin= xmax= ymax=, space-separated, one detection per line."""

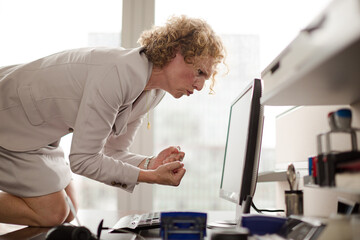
xmin=207 ymin=219 xmax=237 ymax=229
xmin=207 ymin=205 xmax=242 ymax=229
xmin=207 ymin=196 xmax=252 ymax=229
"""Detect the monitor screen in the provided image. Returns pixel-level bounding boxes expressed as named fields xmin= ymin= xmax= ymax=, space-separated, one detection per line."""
xmin=219 ymin=78 xmax=264 ymax=209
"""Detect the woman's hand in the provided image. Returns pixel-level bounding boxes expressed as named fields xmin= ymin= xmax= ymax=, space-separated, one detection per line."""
xmin=147 ymin=146 xmax=185 ymax=170
xmin=138 ymin=161 xmax=186 ymax=186
xmin=153 ymin=161 xmax=186 ymax=186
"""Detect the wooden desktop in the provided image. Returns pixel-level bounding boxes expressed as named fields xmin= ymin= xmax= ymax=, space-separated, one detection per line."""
xmin=0 ymin=210 xmax=235 ymax=240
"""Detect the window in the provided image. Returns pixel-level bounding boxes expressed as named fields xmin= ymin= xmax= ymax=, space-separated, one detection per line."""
xmin=0 ymin=0 xmax=123 ymax=210
xmin=153 ymin=0 xmax=331 ymax=211
xmin=0 ymin=0 xmax=332 ymax=212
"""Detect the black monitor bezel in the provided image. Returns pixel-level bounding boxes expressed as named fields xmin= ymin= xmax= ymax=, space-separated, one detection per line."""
xmin=219 ymin=78 xmax=263 ymax=206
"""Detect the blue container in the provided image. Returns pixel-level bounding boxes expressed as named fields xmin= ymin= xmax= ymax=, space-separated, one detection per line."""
xmin=241 ymin=214 xmax=287 ymax=235
xmin=160 ymin=212 xmax=207 ymax=240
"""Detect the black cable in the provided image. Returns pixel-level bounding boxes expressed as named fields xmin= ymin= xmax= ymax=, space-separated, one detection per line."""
xmin=251 ymin=201 xmax=285 ymax=213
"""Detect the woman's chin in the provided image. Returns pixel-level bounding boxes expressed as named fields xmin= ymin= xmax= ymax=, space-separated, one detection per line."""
xmin=171 ymin=92 xmax=185 ymax=98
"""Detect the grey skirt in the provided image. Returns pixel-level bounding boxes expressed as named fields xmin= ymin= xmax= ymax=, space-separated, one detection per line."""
xmin=0 ymin=143 xmax=72 ymax=198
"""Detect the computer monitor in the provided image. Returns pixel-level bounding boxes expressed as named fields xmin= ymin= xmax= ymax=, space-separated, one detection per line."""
xmin=213 ymin=78 xmax=264 ymax=227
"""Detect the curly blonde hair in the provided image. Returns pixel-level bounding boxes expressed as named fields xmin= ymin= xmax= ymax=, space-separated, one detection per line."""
xmin=138 ymin=15 xmax=226 ymax=92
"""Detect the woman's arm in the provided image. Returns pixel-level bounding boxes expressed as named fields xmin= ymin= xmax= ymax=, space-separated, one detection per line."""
xmin=138 ymin=161 xmax=186 ymax=186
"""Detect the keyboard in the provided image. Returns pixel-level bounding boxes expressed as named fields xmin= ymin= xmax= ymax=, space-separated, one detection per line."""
xmin=111 ymin=212 xmax=161 ymax=232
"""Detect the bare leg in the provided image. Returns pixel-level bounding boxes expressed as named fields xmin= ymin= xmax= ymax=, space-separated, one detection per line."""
xmin=0 ymin=181 xmax=77 ymax=227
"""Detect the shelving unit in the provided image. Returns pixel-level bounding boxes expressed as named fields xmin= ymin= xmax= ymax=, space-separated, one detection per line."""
xmin=259 ymin=0 xmax=360 ymax=219
xmin=303 ymin=184 xmax=360 ymax=217
xmin=257 ymin=170 xmax=287 ymax=182
xmin=261 ymin=0 xmax=360 ymax=106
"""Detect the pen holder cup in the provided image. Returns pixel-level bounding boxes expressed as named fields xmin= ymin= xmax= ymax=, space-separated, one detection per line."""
xmin=285 ymin=190 xmax=303 ymax=217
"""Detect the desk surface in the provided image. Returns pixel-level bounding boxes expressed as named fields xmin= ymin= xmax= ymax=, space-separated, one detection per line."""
xmin=0 ymin=210 xmax=235 ymax=240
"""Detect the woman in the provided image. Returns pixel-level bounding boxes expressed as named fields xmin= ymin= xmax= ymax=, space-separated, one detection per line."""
xmin=0 ymin=15 xmax=225 ymax=226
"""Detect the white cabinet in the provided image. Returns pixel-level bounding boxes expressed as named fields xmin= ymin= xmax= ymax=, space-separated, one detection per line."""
xmin=261 ymin=0 xmax=360 ymax=106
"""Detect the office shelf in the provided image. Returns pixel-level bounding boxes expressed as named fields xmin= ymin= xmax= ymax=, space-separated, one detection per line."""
xmin=257 ymin=170 xmax=287 ymax=182
xmin=261 ymin=0 xmax=360 ymax=106
xmin=303 ymin=183 xmax=360 ymax=217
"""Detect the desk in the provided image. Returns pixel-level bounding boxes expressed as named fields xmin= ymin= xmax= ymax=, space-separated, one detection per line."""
xmin=0 ymin=210 xmax=235 ymax=240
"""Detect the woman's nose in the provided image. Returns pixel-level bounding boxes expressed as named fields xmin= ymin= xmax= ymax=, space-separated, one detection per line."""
xmin=193 ymin=78 xmax=205 ymax=91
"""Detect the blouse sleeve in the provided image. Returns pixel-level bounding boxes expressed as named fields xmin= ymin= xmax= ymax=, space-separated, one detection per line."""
xmin=103 ymin=114 xmax=149 ymax=167
xmin=69 ymin=65 xmax=142 ymax=193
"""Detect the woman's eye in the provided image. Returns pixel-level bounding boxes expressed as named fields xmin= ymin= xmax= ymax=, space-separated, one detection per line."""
xmin=197 ymin=69 xmax=203 ymax=75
